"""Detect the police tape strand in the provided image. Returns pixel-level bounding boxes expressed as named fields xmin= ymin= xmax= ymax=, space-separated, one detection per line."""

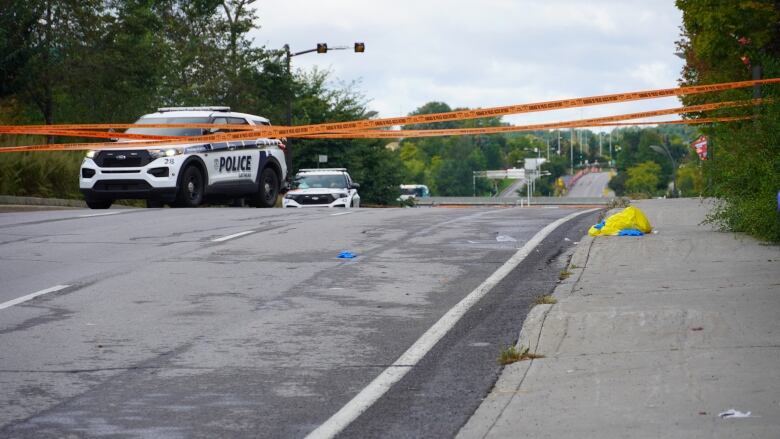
xmin=291 ymin=100 xmax=758 ymax=139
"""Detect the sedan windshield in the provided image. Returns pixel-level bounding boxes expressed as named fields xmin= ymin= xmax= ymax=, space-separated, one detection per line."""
xmin=125 ymin=117 xmax=211 ymax=136
xmin=294 ymin=174 xmax=348 ymax=189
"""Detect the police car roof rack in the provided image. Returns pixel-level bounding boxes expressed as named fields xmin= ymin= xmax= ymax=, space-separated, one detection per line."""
xmin=157 ymin=106 xmax=231 ymax=113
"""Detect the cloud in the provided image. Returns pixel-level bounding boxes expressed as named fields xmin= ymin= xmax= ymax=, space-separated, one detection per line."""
xmin=250 ymin=0 xmax=685 ymax=127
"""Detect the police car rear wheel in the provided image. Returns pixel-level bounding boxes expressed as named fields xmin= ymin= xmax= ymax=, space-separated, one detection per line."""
xmin=175 ymin=166 xmax=204 ymax=207
xmin=253 ymin=167 xmax=279 ymax=208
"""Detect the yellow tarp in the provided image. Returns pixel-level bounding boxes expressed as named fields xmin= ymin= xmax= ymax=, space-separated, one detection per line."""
xmin=588 ymin=206 xmax=653 ymax=236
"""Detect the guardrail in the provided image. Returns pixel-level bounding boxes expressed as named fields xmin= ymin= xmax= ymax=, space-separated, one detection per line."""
xmin=415 ymin=196 xmax=611 ymax=206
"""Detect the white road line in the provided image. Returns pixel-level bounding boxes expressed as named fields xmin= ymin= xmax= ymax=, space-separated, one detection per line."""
xmin=211 ymin=230 xmax=255 ymax=242
xmin=305 ymin=208 xmax=598 ymax=439
xmin=331 ymin=211 xmax=354 ymax=216
xmin=0 ymin=285 xmax=70 ymax=310
xmin=78 ymin=211 xmax=124 ymax=218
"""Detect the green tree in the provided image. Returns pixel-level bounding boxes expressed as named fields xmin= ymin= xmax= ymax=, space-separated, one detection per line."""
xmin=625 ymin=161 xmax=662 ymax=197
xmin=676 ymin=0 xmax=780 ymax=241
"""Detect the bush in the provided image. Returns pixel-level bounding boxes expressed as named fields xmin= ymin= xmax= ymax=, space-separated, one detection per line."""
xmin=702 ymin=100 xmax=780 ymax=242
xmin=0 ymin=151 xmax=83 ymax=199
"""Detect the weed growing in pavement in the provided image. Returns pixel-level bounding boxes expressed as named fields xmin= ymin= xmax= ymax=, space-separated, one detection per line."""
xmin=570 ymin=263 xmax=579 ymax=269
xmin=606 ymin=197 xmax=631 ymax=210
xmin=498 ymin=345 xmax=545 ymax=365
xmin=534 ymin=295 xmax=557 ymax=305
xmin=598 ymin=197 xmax=632 ymax=222
xmin=558 ymin=269 xmax=571 ymax=280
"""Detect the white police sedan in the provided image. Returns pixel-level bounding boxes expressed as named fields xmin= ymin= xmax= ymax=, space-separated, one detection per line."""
xmin=282 ymin=168 xmax=360 ymax=208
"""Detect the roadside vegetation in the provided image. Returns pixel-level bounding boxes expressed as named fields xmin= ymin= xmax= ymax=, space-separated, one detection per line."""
xmin=675 ymin=0 xmax=780 ymax=242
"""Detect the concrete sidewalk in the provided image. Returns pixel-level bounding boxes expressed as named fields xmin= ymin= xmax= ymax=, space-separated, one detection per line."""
xmin=458 ymin=199 xmax=780 ymax=438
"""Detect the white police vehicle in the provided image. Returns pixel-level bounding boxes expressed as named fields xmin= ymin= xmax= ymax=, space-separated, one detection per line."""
xmin=283 ymin=168 xmax=360 ymax=208
xmin=79 ymin=107 xmax=288 ymax=209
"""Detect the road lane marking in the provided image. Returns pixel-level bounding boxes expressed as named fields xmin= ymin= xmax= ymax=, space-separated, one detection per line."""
xmin=0 ymin=285 xmax=70 ymax=310
xmin=305 ymin=208 xmax=598 ymax=439
xmin=331 ymin=211 xmax=354 ymax=216
xmin=211 ymin=230 xmax=255 ymax=242
xmin=78 ymin=211 xmax=124 ymax=218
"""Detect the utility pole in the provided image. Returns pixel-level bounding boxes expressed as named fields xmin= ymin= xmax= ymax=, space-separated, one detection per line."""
xmin=570 ymin=128 xmax=574 ymax=175
xmin=546 ymin=135 xmax=550 ymax=160
xmin=599 ymin=132 xmax=602 ymax=157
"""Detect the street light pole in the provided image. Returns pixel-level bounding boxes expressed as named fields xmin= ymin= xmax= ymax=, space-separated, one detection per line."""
xmin=650 ymin=144 xmax=677 ymax=197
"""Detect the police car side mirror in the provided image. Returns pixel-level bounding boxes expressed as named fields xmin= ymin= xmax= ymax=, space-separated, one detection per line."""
xmin=350 ymin=183 xmax=360 ymax=189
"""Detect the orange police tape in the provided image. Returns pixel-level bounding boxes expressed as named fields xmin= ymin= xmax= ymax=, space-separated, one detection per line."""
xmin=292 ymin=100 xmax=758 ymax=139
xmin=0 ymin=77 xmax=776 ymax=152
xmin=296 ymin=117 xmax=750 ymax=139
xmin=0 ymin=129 xmax=179 ymax=141
xmin=591 ymin=116 xmax=749 ymax=127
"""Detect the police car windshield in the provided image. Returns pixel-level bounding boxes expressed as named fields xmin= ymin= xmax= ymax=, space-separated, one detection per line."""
xmin=294 ymin=174 xmax=348 ymax=189
xmin=125 ymin=117 xmax=211 ymax=136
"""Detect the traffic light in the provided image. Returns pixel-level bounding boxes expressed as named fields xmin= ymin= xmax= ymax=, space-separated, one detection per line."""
xmin=316 ymin=43 xmax=327 ymax=53
xmin=354 ymin=42 xmax=365 ymax=53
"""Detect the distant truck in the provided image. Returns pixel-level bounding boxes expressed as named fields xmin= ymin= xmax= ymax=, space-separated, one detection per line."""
xmin=399 ymin=184 xmax=430 ymax=201
xmin=79 ymin=107 xmax=288 ymax=209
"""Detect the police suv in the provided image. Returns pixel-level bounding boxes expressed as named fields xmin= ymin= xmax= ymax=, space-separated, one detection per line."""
xmin=283 ymin=168 xmax=360 ymax=208
xmin=79 ymin=107 xmax=288 ymax=209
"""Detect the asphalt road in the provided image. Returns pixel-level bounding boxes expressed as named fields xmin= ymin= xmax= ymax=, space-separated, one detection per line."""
xmin=497 ymin=179 xmax=525 ymax=198
xmin=567 ymin=172 xmax=613 ymax=198
xmin=0 ymin=205 xmax=597 ymax=438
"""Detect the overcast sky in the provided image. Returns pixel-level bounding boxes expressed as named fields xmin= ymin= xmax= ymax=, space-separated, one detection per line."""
xmin=250 ymin=0 xmax=685 ymax=131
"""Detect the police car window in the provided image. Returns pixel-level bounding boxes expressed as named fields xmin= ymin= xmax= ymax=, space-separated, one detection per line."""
xmin=125 ymin=117 xmax=211 ymax=136
xmin=251 ymin=119 xmax=271 ymax=126
xmin=229 ymin=117 xmax=248 ymax=125
xmin=294 ymin=174 xmax=348 ymax=189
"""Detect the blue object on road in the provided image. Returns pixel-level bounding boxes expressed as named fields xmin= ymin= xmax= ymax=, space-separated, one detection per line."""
xmin=618 ymin=228 xmax=644 ymax=236
xmin=594 ymin=220 xmax=605 ymax=230
xmin=338 ymin=251 xmax=357 ymax=259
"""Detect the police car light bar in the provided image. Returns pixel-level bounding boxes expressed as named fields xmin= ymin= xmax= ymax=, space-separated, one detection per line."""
xmin=157 ymin=106 xmax=231 ymax=112
xmin=298 ymin=168 xmax=347 ymax=172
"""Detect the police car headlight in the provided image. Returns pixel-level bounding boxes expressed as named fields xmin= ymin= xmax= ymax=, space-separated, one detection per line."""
xmin=284 ymin=193 xmax=295 ymax=199
xmin=85 ymin=150 xmax=96 ymax=159
xmin=149 ymin=148 xmax=182 ymax=159
xmin=335 ymin=193 xmax=348 ymax=199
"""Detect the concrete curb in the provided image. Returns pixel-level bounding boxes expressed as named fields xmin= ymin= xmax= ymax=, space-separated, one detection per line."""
xmin=0 ymin=195 xmax=86 ymax=208
xmin=457 ymin=236 xmax=595 ymax=439
xmin=456 ymin=304 xmax=551 ymax=439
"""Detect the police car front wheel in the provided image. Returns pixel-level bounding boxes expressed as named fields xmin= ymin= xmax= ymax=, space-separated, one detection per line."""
xmin=86 ymin=200 xmax=112 ymax=209
xmin=251 ymin=167 xmax=279 ymax=208
xmin=174 ymin=166 xmax=204 ymax=207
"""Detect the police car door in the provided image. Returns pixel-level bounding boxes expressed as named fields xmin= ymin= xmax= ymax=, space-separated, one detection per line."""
xmin=208 ymin=117 xmax=259 ymax=187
